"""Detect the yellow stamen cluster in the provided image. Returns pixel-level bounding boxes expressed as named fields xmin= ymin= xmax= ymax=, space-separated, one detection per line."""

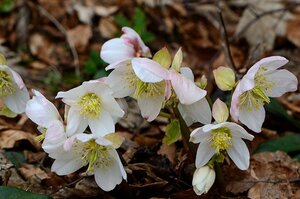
xmin=210 ymin=127 xmax=232 ymax=153
xmin=77 ymin=93 xmax=101 ymax=119
xmin=79 ymin=140 xmax=112 ymax=171
xmin=0 ymin=70 xmax=15 ymax=97
xmin=133 ymin=79 xmax=165 ymax=98
xmin=239 ymin=67 xmax=274 ymax=111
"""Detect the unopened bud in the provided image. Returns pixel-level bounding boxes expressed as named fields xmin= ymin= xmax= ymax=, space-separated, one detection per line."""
xmin=192 ymin=166 xmax=216 ymax=195
xmin=213 ymin=66 xmax=235 ymax=91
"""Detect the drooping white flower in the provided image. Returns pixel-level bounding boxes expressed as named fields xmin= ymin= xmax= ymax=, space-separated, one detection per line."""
xmin=190 ymin=99 xmax=254 ymax=170
xmin=56 ymin=80 xmax=125 ymax=137
xmin=0 ymin=64 xmax=29 ymax=114
xmin=192 ymin=166 xmax=216 ymax=195
xmin=49 ymin=133 xmax=127 ymax=192
xmin=230 ymin=56 xmax=298 ymax=132
xmin=177 ymin=67 xmax=211 ymax=126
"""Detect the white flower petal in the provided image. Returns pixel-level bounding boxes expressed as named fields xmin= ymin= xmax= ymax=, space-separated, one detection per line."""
xmin=51 ymin=158 xmax=83 ymax=175
xmin=222 ymin=122 xmax=254 ymax=140
xmin=4 ymin=87 xmax=29 ymax=114
xmin=239 ymin=105 xmax=265 ymax=133
xmin=106 ymin=65 xmax=135 ymax=98
xmin=180 ymin=67 xmax=194 ymax=81
xmin=265 ymin=69 xmax=298 ymax=97
xmin=88 ymin=110 xmax=115 ymax=137
xmin=100 ymin=93 xmax=125 ymax=118
xmin=137 ymin=94 xmax=164 ymax=121
xmin=227 ymin=137 xmax=250 ymax=170
xmin=195 ymin=141 xmax=215 ymax=168
xmin=66 ymin=107 xmax=88 ymax=136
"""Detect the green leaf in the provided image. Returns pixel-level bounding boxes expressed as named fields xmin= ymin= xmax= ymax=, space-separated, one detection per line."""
xmin=163 ymin=119 xmax=181 ymax=145
xmin=0 ymin=106 xmax=17 ymax=118
xmin=114 ymin=14 xmax=131 ymax=29
xmin=140 ymin=31 xmax=155 ymax=43
xmin=0 ymin=0 xmax=16 ymax=13
xmin=0 ymin=186 xmax=52 ymax=199
xmin=133 ymin=8 xmax=146 ymax=34
xmin=255 ymin=133 xmax=300 ymax=154
xmin=4 ymin=151 xmax=26 ymax=169
xmin=265 ymin=98 xmax=300 ymax=129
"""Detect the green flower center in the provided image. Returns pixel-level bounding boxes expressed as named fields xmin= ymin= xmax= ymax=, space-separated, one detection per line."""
xmin=210 ymin=127 xmax=232 ymax=153
xmin=0 ymin=70 xmax=15 ymax=97
xmin=77 ymin=93 xmax=101 ymax=119
xmin=78 ymin=140 xmax=113 ymax=171
xmin=133 ymin=79 xmax=165 ymax=98
xmin=239 ymin=67 xmax=274 ymax=111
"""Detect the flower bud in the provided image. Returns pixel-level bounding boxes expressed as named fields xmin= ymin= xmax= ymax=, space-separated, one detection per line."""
xmin=212 ymin=98 xmax=229 ymax=123
xmin=192 ymin=166 xmax=216 ymax=195
xmin=213 ymin=66 xmax=235 ymax=91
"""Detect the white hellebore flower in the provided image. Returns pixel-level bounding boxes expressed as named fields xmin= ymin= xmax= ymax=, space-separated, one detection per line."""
xmin=190 ymin=99 xmax=254 ymax=170
xmin=106 ymin=57 xmax=171 ymax=121
xmin=56 ymin=80 xmax=124 ymax=137
xmin=192 ymin=166 xmax=216 ymax=195
xmin=50 ymin=133 xmax=127 ymax=192
xmin=0 ymin=63 xmax=29 ymax=114
xmin=177 ymin=67 xmax=212 ymax=126
xmin=25 ymin=89 xmax=63 ymax=141
xmin=230 ymin=56 xmax=298 ymax=132
xmin=100 ymin=26 xmax=151 ymax=68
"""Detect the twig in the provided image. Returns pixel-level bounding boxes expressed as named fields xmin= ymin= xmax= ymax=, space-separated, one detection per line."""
xmin=217 ymin=8 xmax=237 ymax=71
xmin=27 ymin=1 xmax=80 ymax=77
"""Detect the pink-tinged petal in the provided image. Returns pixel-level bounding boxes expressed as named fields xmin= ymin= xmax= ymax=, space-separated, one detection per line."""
xmin=180 ymin=98 xmax=212 ymax=125
xmin=26 ymin=90 xmax=61 ymax=127
xmin=63 ymin=136 xmax=76 ymax=151
xmin=222 ymin=122 xmax=254 ymax=140
xmin=8 ymin=68 xmax=25 ymax=89
xmin=100 ymin=38 xmax=135 ymax=64
xmin=239 ymin=105 xmax=265 ymax=133
xmin=137 ymin=94 xmax=164 ymax=121
xmin=131 ymin=58 xmax=170 ymax=83
xmin=195 ymin=141 xmax=215 ymax=168
xmin=227 ymin=137 xmax=250 ymax=170
xmin=121 ymin=27 xmax=151 ymax=57
xmin=190 ymin=126 xmax=211 ymax=144
xmin=106 ymin=65 xmax=136 ymax=98
xmin=88 ymin=110 xmax=115 ymax=137
xmin=230 ymin=79 xmax=255 ymax=122
xmin=264 ymin=69 xmax=298 ymax=97
xmin=105 ymin=59 xmax=131 ymax=71
xmin=94 ymin=149 xmax=125 ymax=191
xmin=66 ymin=107 xmax=88 ymax=136
xmin=52 ymin=158 xmax=83 ymax=175
xmin=180 ymin=67 xmax=194 ymax=81
xmin=3 ymin=86 xmax=29 ymax=114
xmin=170 ymin=71 xmax=206 ymax=105
xmin=164 ymin=80 xmax=172 ymax=100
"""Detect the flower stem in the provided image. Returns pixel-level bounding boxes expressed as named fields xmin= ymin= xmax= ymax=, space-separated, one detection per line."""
xmin=159 ymin=111 xmax=173 ymax=119
xmin=172 ymin=106 xmax=197 ymax=158
xmin=214 ymin=163 xmax=226 ymax=194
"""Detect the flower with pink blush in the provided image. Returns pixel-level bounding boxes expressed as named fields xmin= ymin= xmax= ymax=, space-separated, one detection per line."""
xmin=106 ymin=57 xmax=171 ymax=121
xmin=230 ymin=56 xmax=298 ymax=133
xmin=100 ymin=27 xmax=151 ymax=68
xmin=177 ymin=67 xmax=211 ymax=126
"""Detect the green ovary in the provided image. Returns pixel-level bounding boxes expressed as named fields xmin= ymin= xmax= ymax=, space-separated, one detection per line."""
xmin=0 ymin=70 xmax=15 ymax=97
xmin=210 ymin=127 xmax=232 ymax=153
xmin=239 ymin=70 xmax=274 ymax=111
xmin=77 ymin=93 xmax=101 ymax=119
xmin=80 ymin=140 xmax=112 ymax=171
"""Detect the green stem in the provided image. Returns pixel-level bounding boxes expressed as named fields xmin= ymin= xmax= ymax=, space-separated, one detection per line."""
xmin=172 ymin=105 xmax=197 ymax=158
xmin=214 ymin=163 xmax=225 ymax=194
xmin=159 ymin=111 xmax=173 ymax=119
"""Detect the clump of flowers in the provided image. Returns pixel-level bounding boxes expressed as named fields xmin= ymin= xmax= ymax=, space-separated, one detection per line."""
xmin=3 ymin=26 xmax=298 ymax=195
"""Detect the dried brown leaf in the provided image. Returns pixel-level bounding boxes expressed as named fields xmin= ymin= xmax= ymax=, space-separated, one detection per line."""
xmin=0 ymin=130 xmax=40 ymax=149
xmin=18 ymin=163 xmax=50 ymax=181
xmin=66 ymin=25 xmax=92 ymax=52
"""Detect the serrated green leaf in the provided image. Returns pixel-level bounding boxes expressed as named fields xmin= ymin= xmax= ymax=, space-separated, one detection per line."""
xmin=152 ymin=47 xmax=171 ymax=69
xmin=0 ymin=106 xmax=17 ymax=118
xmin=4 ymin=151 xmax=25 ymax=169
xmin=163 ymin=119 xmax=181 ymax=145
xmin=265 ymin=98 xmax=300 ymax=129
xmin=255 ymin=133 xmax=300 ymax=154
xmin=0 ymin=186 xmax=52 ymax=199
